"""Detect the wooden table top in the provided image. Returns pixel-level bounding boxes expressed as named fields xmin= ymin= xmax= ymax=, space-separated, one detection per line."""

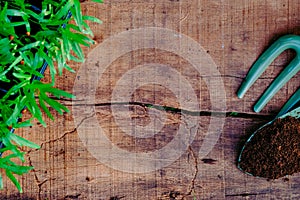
xmin=1 ymin=0 xmax=299 ymax=199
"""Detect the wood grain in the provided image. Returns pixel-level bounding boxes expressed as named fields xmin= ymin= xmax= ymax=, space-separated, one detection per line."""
xmin=1 ymin=0 xmax=300 ymax=199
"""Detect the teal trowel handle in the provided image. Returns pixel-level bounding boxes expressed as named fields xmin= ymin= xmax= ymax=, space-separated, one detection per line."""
xmin=237 ymin=35 xmax=300 ymax=113
xmin=276 ymin=88 xmax=300 ymax=118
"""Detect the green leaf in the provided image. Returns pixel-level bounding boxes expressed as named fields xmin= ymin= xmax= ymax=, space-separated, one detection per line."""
xmin=73 ymin=0 xmax=83 ymax=30
xmin=47 ymin=87 xmax=75 ymax=99
xmin=33 ymin=52 xmax=45 ymax=71
xmin=0 ymin=174 xmax=3 ymax=190
xmin=25 ymin=8 xmax=42 ymax=21
xmin=2 ymin=162 xmax=32 ymax=175
xmin=13 ymin=72 xmax=31 ymax=80
xmin=14 ymin=120 xmax=32 ymax=129
xmin=20 ymin=51 xmax=33 ymax=67
xmin=6 ymin=9 xmax=27 ymax=17
xmin=18 ymin=41 xmax=41 ymax=52
xmin=40 ymin=93 xmax=69 ymax=115
xmin=70 ymin=39 xmax=84 ymax=61
xmin=81 ymin=21 xmax=94 ymax=36
xmin=91 ymin=0 xmax=103 ymax=3
xmin=0 ymin=38 xmax=10 ymax=47
xmin=0 ymin=138 xmax=25 ymax=162
xmin=29 ymin=82 xmax=75 ymax=99
xmin=2 ymin=80 xmax=29 ymax=101
xmin=61 ymin=37 xmax=69 ymax=68
xmin=21 ymin=68 xmax=44 ymax=78
xmin=9 ymin=21 xmax=27 ymax=27
xmin=83 ymin=15 xmax=102 ymax=24
xmin=0 ymin=75 xmax=10 ymax=82
xmin=23 ymin=89 xmax=46 ymax=127
xmin=6 ymin=170 xmax=22 ymax=193
xmin=0 ymin=2 xmax=8 ymax=21
xmin=9 ymin=134 xmax=40 ymax=149
xmin=0 ymin=0 xmax=102 ymax=193
xmin=2 ymin=81 xmax=29 ymax=100
xmin=65 ymin=24 xmax=80 ymax=32
xmin=39 ymin=95 xmax=54 ymax=120
xmin=38 ymin=50 xmax=56 ymax=84
xmin=0 ymin=56 xmax=22 ymax=78
xmin=35 ymin=31 xmax=59 ymax=40
xmin=64 ymin=30 xmax=94 ymax=46
xmin=63 ymin=63 xmax=75 ymax=73
xmin=6 ymin=96 xmax=27 ymax=126
xmin=0 ymin=153 xmax=18 ymax=161
xmin=55 ymin=0 xmax=73 ymax=20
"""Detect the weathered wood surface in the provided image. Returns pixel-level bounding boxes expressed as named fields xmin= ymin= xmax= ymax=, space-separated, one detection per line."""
xmin=1 ymin=0 xmax=300 ymax=199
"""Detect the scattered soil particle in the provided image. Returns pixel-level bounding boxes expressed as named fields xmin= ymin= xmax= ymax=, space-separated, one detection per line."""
xmin=283 ymin=177 xmax=289 ymax=182
xmin=239 ymin=116 xmax=300 ymax=179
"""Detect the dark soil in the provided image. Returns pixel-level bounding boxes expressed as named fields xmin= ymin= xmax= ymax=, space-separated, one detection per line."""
xmin=239 ymin=116 xmax=300 ymax=179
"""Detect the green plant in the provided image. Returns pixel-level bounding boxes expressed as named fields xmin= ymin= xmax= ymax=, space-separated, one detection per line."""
xmin=0 ymin=0 xmax=102 ymax=192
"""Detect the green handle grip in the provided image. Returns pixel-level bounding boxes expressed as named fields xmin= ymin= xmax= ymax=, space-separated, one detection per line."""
xmin=237 ymin=35 xmax=300 ymax=113
xmin=276 ymin=88 xmax=300 ymax=118
xmin=254 ymin=56 xmax=300 ymax=112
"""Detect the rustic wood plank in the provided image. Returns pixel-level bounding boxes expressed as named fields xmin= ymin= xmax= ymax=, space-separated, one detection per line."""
xmin=0 ymin=0 xmax=299 ymax=199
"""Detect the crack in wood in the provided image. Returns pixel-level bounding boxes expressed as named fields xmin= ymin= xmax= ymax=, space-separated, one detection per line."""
xmin=48 ymin=95 xmax=274 ymax=120
xmin=27 ymin=155 xmax=47 ymax=200
xmin=68 ymin=101 xmax=273 ymax=120
xmin=25 ymin=112 xmax=96 ymax=199
xmin=24 ymin=99 xmax=270 ymax=200
xmin=27 ymin=112 xmax=95 ymax=155
xmin=180 ymin=146 xmax=199 ymax=200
